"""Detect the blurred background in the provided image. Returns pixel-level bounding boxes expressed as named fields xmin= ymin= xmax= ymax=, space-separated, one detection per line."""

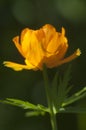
xmin=0 ymin=0 xmax=86 ymax=130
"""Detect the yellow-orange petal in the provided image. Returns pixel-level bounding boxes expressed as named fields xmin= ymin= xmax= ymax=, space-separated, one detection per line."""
xmin=20 ymin=28 xmax=33 ymax=55
xmin=44 ymin=43 xmax=68 ymax=68
xmin=25 ymin=59 xmax=39 ymax=70
xmin=24 ymin=31 xmax=45 ymax=68
xmin=13 ymin=36 xmax=25 ymax=58
xmin=42 ymin=24 xmax=56 ymax=47
xmin=56 ymin=48 xmax=81 ymax=66
xmin=3 ymin=61 xmax=33 ymax=71
xmin=62 ymin=27 xmax=65 ymax=36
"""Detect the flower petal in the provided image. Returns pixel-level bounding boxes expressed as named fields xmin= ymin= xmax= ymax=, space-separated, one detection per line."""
xmin=44 ymin=44 xmax=68 ymax=67
xmin=24 ymin=31 xmax=45 ymax=69
xmin=20 ymin=28 xmax=33 ymax=56
xmin=13 ymin=36 xmax=25 ymax=57
xmin=44 ymin=48 xmax=81 ymax=68
xmin=25 ymin=59 xmax=38 ymax=70
xmin=3 ymin=61 xmax=34 ymax=71
xmin=42 ymin=24 xmax=56 ymax=48
xmin=56 ymin=48 xmax=81 ymax=66
xmin=46 ymin=31 xmax=68 ymax=54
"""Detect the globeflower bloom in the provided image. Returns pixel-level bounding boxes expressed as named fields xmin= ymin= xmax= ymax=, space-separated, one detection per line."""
xmin=4 ymin=24 xmax=81 ymax=71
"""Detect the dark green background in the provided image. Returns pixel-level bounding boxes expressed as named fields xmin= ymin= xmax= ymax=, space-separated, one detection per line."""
xmin=0 ymin=0 xmax=86 ymax=130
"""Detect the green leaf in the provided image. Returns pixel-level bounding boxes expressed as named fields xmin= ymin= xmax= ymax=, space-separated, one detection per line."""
xmin=25 ymin=111 xmax=45 ymax=117
xmin=59 ymin=65 xmax=72 ymax=95
xmin=37 ymin=104 xmax=49 ymax=112
xmin=65 ymin=85 xmax=73 ymax=94
xmin=62 ymin=86 xmax=86 ymax=107
xmin=56 ymin=65 xmax=72 ymax=108
xmin=59 ymin=107 xmax=86 ymax=114
xmin=2 ymin=98 xmax=37 ymax=109
xmin=1 ymin=98 xmax=49 ymax=113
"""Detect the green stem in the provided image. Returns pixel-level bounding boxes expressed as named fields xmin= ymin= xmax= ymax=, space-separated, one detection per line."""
xmin=42 ymin=65 xmax=58 ymax=130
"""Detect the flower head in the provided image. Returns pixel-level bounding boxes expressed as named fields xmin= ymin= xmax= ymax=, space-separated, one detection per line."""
xmin=4 ymin=24 xmax=81 ymax=71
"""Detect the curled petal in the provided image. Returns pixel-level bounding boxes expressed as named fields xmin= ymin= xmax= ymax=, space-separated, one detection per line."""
xmin=56 ymin=48 xmax=81 ymax=66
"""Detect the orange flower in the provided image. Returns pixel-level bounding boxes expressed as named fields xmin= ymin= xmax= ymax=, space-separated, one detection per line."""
xmin=4 ymin=24 xmax=81 ymax=71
